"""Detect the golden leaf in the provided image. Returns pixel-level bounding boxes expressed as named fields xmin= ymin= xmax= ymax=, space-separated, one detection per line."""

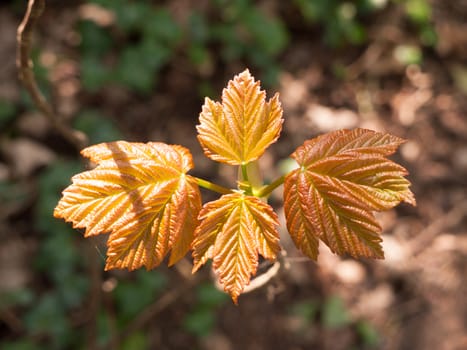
xmin=284 ymin=128 xmax=416 ymax=260
xmin=54 ymin=141 xmax=201 ymax=270
xmin=192 ymin=193 xmax=280 ymax=303
xmin=196 ymin=69 xmax=283 ymax=165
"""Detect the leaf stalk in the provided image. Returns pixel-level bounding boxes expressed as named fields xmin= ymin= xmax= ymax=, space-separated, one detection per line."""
xmin=254 ymin=175 xmax=286 ymax=198
xmin=194 ymin=177 xmax=233 ymax=195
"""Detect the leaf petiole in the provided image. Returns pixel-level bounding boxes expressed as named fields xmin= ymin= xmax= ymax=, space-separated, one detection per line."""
xmin=194 ymin=176 xmax=233 ymax=195
xmin=254 ymin=175 xmax=286 ymax=198
xmin=241 ymin=163 xmax=249 ymax=182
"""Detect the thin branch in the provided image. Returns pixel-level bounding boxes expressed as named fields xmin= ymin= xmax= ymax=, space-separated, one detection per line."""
xmin=17 ymin=0 xmax=87 ymax=150
xmin=408 ymin=200 xmax=467 ymax=256
xmin=212 ymin=260 xmax=282 ymax=296
xmin=242 ymin=260 xmax=281 ymax=294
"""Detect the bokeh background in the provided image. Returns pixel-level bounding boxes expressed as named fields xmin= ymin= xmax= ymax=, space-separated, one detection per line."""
xmin=1 ymin=0 xmax=466 ymax=349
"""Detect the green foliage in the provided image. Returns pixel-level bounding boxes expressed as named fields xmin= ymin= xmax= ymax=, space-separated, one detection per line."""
xmin=113 ymin=270 xmax=167 ymax=323
xmin=0 ymin=340 xmax=41 ymax=350
xmin=290 ymin=295 xmax=351 ymax=329
xmin=290 ymin=296 xmax=380 ymax=348
xmin=0 ymin=288 xmax=34 ymax=310
xmin=404 ymin=0 xmax=431 ymax=23
xmin=4 ymin=1 xmax=425 ymax=348
xmin=294 ymin=0 xmax=436 ymax=48
xmin=95 ymin=309 xmax=113 ymax=346
xmin=78 ymin=20 xmax=113 ymax=57
xmin=79 ymin=0 xmax=181 ymax=94
xmin=0 ymin=180 xmax=29 ymax=212
xmin=24 ymin=293 xmax=72 ymax=348
xmin=12 ymin=161 xmax=88 ymax=349
xmin=77 ymin=0 xmax=435 ymax=93
xmin=187 ymin=11 xmax=211 ymax=66
xmin=120 ymin=332 xmax=149 ymax=350
xmin=0 ymin=100 xmax=16 ymax=129
xmin=356 ymin=320 xmax=380 ymax=347
xmin=322 ymin=295 xmax=351 ymax=329
xmin=36 ymin=160 xmax=84 ymax=234
xmin=289 ymin=299 xmax=320 ymax=322
xmin=73 ymin=109 xmax=123 ymax=144
xmin=2 ymin=157 xmax=168 ymax=348
xmin=115 ymin=40 xmax=172 ymax=92
xmin=80 ymin=0 xmax=289 ymax=91
xmin=294 ymin=0 xmax=373 ymax=46
xmin=394 ymin=44 xmax=423 ymax=66
xmin=402 ymin=0 xmax=437 ymax=46
xmin=183 ymin=283 xmax=229 ymax=337
xmin=209 ymin=0 xmax=288 ymax=85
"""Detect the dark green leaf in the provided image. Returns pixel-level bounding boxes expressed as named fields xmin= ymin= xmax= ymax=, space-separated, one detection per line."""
xmin=78 ymin=20 xmax=113 ymax=57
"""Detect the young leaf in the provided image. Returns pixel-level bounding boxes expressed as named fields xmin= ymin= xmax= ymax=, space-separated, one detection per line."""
xmin=192 ymin=193 xmax=280 ymax=303
xmin=196 ymin=69 xmax=283 ymax=165
xmin=284 ymin=128 xmax=415 ymax=260
xmin=54 ymin=141 xmax=201 ymax=270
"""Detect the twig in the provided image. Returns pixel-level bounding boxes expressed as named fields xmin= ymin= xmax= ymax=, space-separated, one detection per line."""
xmin=212 ymin=259 xmax=282 ymax=297
xmin=345 ymin=43 xmax=384 ymax=80
xmin=408 ymin=200 xmax=467 ymax=256
xmin=243 ymin=260 xmax=281 ymax=294
xmin=17 ymin=0 xmax=87 ymax=150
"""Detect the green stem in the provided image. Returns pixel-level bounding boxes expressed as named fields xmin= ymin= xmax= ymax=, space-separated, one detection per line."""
xmin=241 ymin=163 xmax=249 ymax=182
xmin=254 ymin=175 xmax=286 ymax=198
xmin=194 ymin=177 xmax=233 ymax=195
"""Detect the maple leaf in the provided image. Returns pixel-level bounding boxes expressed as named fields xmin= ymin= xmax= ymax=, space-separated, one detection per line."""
xmin=54 ymin=141 xmax=201 ymax=270
xmin=192 ymin=193 xmax=280 ymax=303
xmin=284 ymin=128 xmax=416 ymax=260
xmin=196 ymin=69 xmax=283 ymax=165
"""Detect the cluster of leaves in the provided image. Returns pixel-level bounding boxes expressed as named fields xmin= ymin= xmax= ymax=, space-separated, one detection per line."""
xmin=183 ymin=283 xmax=229 ymax=337
xmin=294 ymin=0 xmax=375 ymax=46
xmin=55 ymin=70 xmax=415 ymax=303
xmin=202 ymin=0 xmax=288 ymax=85
xmin=79 ymin=0 xmax=288 ymax=93
xmin=78 ymin=0 xmax=436 ymax=94
xmin=295 ymin=0 xmax=436 ymax=48
xmin=79 ymin=0 xmax=181 ymax=93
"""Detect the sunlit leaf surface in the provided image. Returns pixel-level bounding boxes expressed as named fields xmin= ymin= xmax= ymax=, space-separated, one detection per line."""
xmin=54 ymin=141 xmax=201 ymax=270
xmin=192 ymin=193 xmax=280 ymax=303
xmin=284 ymin=128 xmax=415 ymax=259
xmin=197 ymin=69 xmax=283 ymax=165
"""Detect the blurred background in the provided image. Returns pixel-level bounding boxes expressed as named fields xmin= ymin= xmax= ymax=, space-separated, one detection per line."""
xmin=1 ymin=0 xmax=466 ymax=349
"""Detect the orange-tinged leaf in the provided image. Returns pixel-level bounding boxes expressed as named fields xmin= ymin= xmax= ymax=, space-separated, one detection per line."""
xmin=196 ymin=69 xmax=283 ymax=165
xmin=284 ymin=128 xmax=416 ymax=260
xmin=192 ymin=193 xmax=280 ymax=303
xmin=54 ymin=141 xmax=201 ymax=270
xmin=283 ymin=171 xmax=320 ymax=260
